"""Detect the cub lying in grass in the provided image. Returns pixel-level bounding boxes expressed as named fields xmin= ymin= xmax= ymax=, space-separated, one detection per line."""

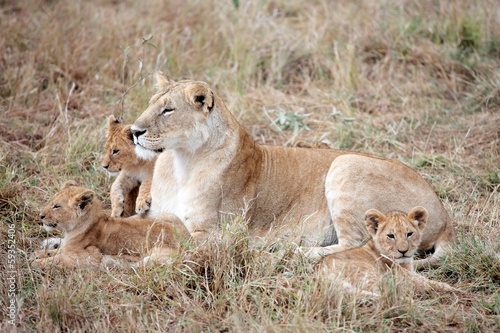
xmin=31 ymin=181 xmax=189 ymax=269
xmin=102 ymin=115 xmax=157 ymax=217
xmin=315 ymin=207 xmax=458 ymax=296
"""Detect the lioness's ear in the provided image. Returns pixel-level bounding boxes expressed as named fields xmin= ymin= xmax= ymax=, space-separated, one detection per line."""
xmin=63 ymin=180 xmax=79 ymax=189
xmin=72 ymin=190 xmax=94 ymax=211
xmin=185 ymin=83 xmax=215 ymax=114
xmin=365 ymin=209 xmax=385 ymax=236
xmin=409 ymin=206 xmax=428 ymax=230
xmin=156 ymin=71 xmax=175 ymax=90
xmin=108 ymin=115 xmax=121 ymax=126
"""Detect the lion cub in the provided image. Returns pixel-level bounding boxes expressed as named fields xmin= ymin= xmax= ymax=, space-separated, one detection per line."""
xmin=102 ymin=115 xmax=157 ymax=217
xmin=315 ymin=207 xmax=457 ymax=296
xmin=31 ymin=181 xmax=189 ymax=268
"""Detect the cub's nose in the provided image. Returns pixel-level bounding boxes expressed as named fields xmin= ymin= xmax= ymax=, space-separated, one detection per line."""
xmin=102 ymin=164 xmax=109 ymax=169
xmin=131 ymin=129 xmax=146 ymax=139
xmin=398 ymin=249 xmax=408 ymax=255
xmin=40 ymin=214 xmax=46 ymax=220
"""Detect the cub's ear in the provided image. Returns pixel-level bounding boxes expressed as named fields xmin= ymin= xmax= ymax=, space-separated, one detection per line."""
xmin=62 ymin=180 xmax=79 ymax=189
xmin=185 ymin=83 xmax=215 ymax=114
xmin=365 ymin=209 xmax=385 ymax=236
xmin=72 ymin=190 xmax=94 ymax=211
xmin=409 ymin=206 xmax=428 ymax=230
xmin=108 ymin=115 xmax=121 ymax=126
xmin=123 ymin=127 xmax=134 ymax=142
xmin=156 ymin=71 xmax=175 ymax=90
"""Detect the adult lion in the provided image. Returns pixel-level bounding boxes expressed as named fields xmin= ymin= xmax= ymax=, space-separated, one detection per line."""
xmin=131 ymin=72 xmax=454 ymax=266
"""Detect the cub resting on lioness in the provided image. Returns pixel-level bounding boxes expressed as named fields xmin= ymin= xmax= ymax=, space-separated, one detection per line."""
xmin=102 ymin=115 xmax=157 ymax=217
xmin=130 ymin=72 xmax=455 ymax=267
xmin=31 ymin=181 xmax=189 ymax=268
xmin=314 ymin=207 xmax=458 ymax=296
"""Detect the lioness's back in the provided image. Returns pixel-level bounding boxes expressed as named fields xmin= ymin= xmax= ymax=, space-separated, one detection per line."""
xmin=249 ymin=146 xmax=344 ymax=230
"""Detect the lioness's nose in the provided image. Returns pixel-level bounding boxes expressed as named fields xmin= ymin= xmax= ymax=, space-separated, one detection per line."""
xmin=131 ymin=129 xmax=146 ymax=139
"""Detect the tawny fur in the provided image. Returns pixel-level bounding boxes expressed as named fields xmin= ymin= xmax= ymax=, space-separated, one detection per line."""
xmin=31 ymin=181 xmax=189 ymax=269
xmin=315 ymin=207 xmax=459 ymax=295
xmin=294 ymin=140 xmax=332 ymax=149
xmin=102 ymin=115 xmax=156 ymax=217
xmin=130 ymin=72 xmax=455 ymax=267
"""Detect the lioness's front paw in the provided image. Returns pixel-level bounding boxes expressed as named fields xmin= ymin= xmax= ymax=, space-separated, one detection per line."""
xmin=296 ymin=246 xmax=328 ymax=260
xmin=135 ymin=196 xmax=151 ymax=215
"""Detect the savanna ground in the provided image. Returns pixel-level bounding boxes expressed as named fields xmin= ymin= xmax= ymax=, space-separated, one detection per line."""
xmin=1 ymin=0 xmax=499 ymax=331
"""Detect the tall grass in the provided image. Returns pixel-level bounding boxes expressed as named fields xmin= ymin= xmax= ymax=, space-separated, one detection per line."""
xmin=1 ymin=0 xmax=499 ymax=331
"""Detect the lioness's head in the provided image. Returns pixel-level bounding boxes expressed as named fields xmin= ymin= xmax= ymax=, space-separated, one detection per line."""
xmin=101 ymin=116 xmax=140 ymax=174
xmin=39 ymin=181 xmax=99 ymax=233
xmin=365 ymin=206 xmax=427 ymax=263
xmin=131 ymin=72 xmax=219 ymax=155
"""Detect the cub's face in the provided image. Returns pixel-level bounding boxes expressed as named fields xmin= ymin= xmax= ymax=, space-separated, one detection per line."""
xmin=39 ymin=182 xmax=95 ymax=233
xmin=102 ymin=116 xmax=138 ymax=174
xmin=365 ymin=207 xmax=428 ymax=263
xmin=131 ymin=72 xmax=215 ymax=154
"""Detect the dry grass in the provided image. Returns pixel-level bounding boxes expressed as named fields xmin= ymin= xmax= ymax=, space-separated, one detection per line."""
xmin=1 ymin=0 xmax=499 ymax=331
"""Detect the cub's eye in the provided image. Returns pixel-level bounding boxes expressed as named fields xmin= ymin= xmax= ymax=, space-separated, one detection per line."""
xmin=162 ymin=108 xmax=175 ymax=115
xmin=387 ymin=234 xmax=395 ymax=239
xmin=112 ymin=149 xmax=119 ymax=155
xmin=52 ymin=204 xmax=60 ymax=210
xmin=407 ymin=232 xmax=414 ymax=238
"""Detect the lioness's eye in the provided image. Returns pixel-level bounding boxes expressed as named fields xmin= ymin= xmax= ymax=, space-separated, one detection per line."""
xmin=162 ymin=108 xmax=175 ymax=115
xmin=52 ymin=204 xmax=60 ymax=210
xmin=387 ymin=234 xmax=395 ymax=239
xmin=112 ymin=149 xmax=119 ymax=155
xmin=407 ymin=232 xmax=413 ymax=238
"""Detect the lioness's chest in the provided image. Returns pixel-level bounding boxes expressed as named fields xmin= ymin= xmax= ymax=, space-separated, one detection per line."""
xmin=149 ymin=152 xmax=218 ymax=221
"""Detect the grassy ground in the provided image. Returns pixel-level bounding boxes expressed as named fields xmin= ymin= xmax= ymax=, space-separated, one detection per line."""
xmin=1 ymin=0 xmax=499 ymax=331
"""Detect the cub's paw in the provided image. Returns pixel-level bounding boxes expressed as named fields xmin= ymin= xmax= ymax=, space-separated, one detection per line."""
xmin=31 ymin=256 xmax=51 ymax=267
xmin=30 ymin=249 xmax=58 ymax=260
xmin=111 ymin=201 xmax=125 ymax=217
xmin=135 ymin=196 xmax=152 ymax=215
xmin=111 ymin=195 xmax=125 ymax=217
xmin=41 ymin=237 xmax=61 ymax=251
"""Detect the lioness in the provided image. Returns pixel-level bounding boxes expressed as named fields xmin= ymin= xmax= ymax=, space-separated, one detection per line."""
xmin=130 ymin=72 xmax=454 ymax=266
xmin=102 ymin=115 xmax=157 ymax=217
xmin=314 ymin=207 xmax=458 ymax=295
xmin=32 ymin=181 xmax=189 ymax=268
